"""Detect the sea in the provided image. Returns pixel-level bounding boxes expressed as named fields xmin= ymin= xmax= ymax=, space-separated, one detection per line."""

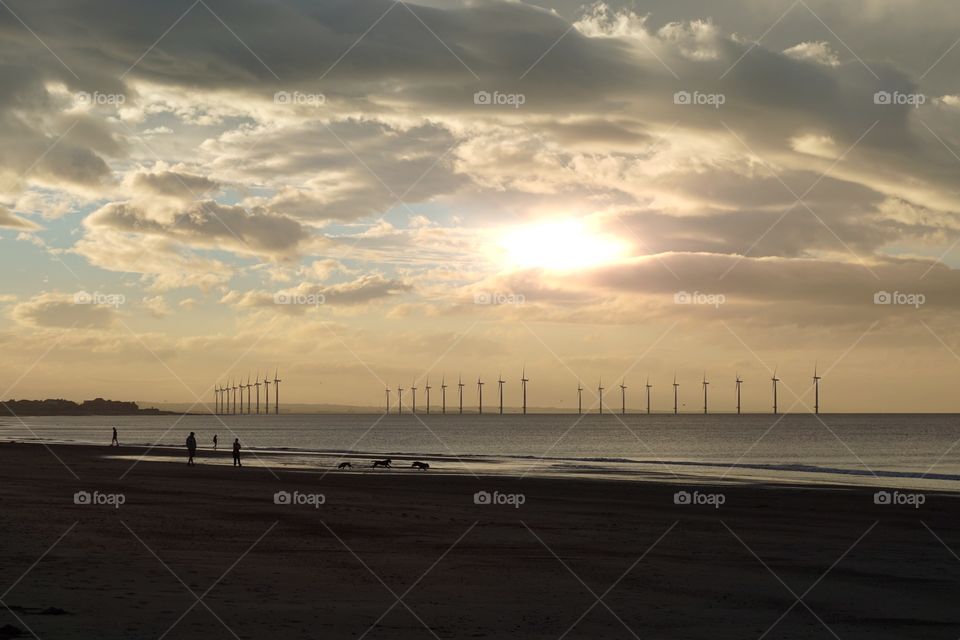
xmin=2 ymin=413 xmax=959 ymax=491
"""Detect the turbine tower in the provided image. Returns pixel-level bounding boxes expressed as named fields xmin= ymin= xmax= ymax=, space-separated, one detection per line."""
xmin=232 ymin=378 xmax=238 ymax=415
xmin=254 ymin=373 xmax=262 ymax=415
xmin=598 ymin=378 xmax=604 ymax=415
xmin=397 ymin=385 xmax=403 ymax=415
xmin=214 ymin=385 xmax=219 ymax=415
xmin=813 ymin=363 xmax=821 ymax=415
xmin=735 ymin=373 xmax=743 ymax=415
xmin=273 ymin=368 xmax=281 ymax=415
xmin=385 ymin=385 xmax=391 ymax=414
xmin=497 ymin=372 xmax=505 ymax=415
xmin=425 ymin=378 xmax=432 ymax=414
xmin=441 ymin=376 xmax=447 ymax=414
xmin=702 ymin=373 xmax=709 ymax=415
xmin=411 ymin=381 xmax=418 ymax=414
xmin=771 ymin=367 xmax=780 ymax=415
xmin=458 ymin=374 xmax=464 ymax=415
xmin=577 ymin=380 xmax=583 ymax=415
xmin=645 ymin=377 xmax=652 ymax=415
xmin=264 ymin=374 xmax=271 ymax=415
xmin=673 ymin=374 xmax=679 ymax=415
xmin=245 ymin=373 xmax=252 ymax=415
xmin=477 ymin=376 xmax=484 ymax=415
xmin=521 ymin=366 xmax=529 ymax=415
xmin=619 ymin=380 xmax=627 ymax=415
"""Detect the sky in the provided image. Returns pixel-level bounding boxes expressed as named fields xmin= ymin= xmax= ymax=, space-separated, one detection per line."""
xmin=2 ymin=0 xmax=960 ymax=412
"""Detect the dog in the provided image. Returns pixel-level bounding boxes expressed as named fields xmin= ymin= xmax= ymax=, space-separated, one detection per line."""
xmin=411 ymin=461 xmax=430 ymax=471
xmin=337 ymin=462 xmax=352 ymax=470
xmin=371 ymin=458 xmax=392 ymax=469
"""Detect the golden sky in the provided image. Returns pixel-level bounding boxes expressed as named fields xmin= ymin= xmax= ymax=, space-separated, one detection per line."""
xmin=2 ymin=0 xmax=960 ymax=412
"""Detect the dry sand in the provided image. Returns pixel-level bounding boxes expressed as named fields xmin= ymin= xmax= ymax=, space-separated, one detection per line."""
xmin=0 ymin=442 xmax=958 ymax=639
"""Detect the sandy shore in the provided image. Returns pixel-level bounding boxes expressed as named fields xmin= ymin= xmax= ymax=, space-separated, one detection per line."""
xmin=0 ymin=442 xmax=958 ymax=639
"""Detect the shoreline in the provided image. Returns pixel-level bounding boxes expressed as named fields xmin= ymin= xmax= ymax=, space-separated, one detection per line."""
xmin=5 ymin=437 xmax=960 ymax=493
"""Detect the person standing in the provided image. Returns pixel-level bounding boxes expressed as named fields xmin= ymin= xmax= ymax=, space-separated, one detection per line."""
xmin=186 ymin=431 xmax=197 ymax=466
xmin=111 ymin=427 xmax=119 ymax=447
xmin=232 ymin=438 xmax=242 ymax=467
xmin=213 ymin=434 xmax=218 ymax=450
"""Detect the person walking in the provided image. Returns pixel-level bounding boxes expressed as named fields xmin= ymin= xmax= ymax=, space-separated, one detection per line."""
xmin=232 ymin=438 xmax=242 ymax=467
xmin=213 ymin=434 xmax=218 ymax=450
xmin=111 ymin=427 xmax=119 ymax=447
xmin=186 ymin=431 xmax=197 ymax=466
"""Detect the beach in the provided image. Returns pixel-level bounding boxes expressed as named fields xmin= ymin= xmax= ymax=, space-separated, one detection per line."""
xmin=1 ymin=441 xmax=958 ymax=639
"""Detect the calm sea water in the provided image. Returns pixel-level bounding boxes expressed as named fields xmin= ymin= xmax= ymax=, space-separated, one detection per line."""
xmin=3 ymin=413 xmax=959 ymax=491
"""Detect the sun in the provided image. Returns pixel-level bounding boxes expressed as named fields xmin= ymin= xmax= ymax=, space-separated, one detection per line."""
xmin=499 ymin=218 xmax=629 ymax=271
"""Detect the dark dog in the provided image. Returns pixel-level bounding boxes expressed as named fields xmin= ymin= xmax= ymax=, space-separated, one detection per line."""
xmin=371 ymin=458 xmax=392 ymax=469
xmin=337 ymin=462 xmax=352 ymax=470
xmin=411 ymin=461 xmax=429 ymax=471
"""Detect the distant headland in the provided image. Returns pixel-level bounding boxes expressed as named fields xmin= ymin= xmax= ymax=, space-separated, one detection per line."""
xmin=1 ymin=398 xmax=175 ymax=416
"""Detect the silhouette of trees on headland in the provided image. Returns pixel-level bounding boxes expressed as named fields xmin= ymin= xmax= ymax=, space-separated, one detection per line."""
xmin=1 ymin=398 xmax=170 ymax=416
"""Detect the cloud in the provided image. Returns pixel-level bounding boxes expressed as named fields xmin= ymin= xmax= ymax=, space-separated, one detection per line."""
xmin=0 ymin=206 xmax=38 ymax=230
xmin=783 ymin=41 xmax=841 ymax=67
xmin=12 ymin=293 xmax=119 ymax=329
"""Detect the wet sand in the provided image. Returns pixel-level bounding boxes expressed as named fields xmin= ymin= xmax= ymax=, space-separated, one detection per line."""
xmin=1 ymin=442 xmax=959 ymax=639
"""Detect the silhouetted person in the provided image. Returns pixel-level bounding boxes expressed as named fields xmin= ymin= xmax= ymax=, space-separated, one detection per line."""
xmin=232 ymin=438 xmax=241 ymax=467
xmin=111 ymin=427 xmax=119 ymax=447
xmin=213 ymin=434 xmax=218 ymax=450
xmin=186 ymin=432 xmax=197 ymax=466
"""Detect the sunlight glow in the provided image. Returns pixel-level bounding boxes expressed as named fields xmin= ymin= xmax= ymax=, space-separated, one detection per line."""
xmin=499 ymin=219 xmax=629 ymax=271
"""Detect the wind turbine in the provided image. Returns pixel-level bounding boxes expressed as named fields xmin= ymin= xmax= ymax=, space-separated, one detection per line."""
xmin=232 ymin=378 xmax=238 ymax=415
xmin=771 ymin=367 xmax=780 ymax=415
xmin=254 ymin=373 xmax=262 ymax=415
xmin=411 ymin=381 xmax=418 ymax=414
xmin=577 ymin=380 xmax=583 ymax=415
xmin=264 ymin=373 xmax=271 ymax=415
xmin=702 ymin=373 xmax=709 ymax=415
xmin=735 ymin=373 xmax=743 ymax=415
xmin=246 ymin=373 xmax=252 ymax=415
xmin=236 ymin=377 xmax=243 ymax=415
xmin=673 ymin=374 xmax=679 ymax=415
xmin=598 ymin=378 xmax=604 ymax=415
xmin=619 ymin=379 xmax=627 ymax=415
xmin=273 ymin=368 xmax=281 ymax=415
xmin=458 ymin=374 xmax=464 ymax=414
xmin=645 ymin=377 xmax=652 ymax=415
xmin=397 ymin=385 xmax=403 ymax=415
xmin=425 ymin=378 xmax=432 ymax=414
xmin=521 ymin=366 xmax=529 ymax=415
xmin=441 ymin=376 xmax=447 ymax=414
xmin=813 ymin=363 xmax=821 ymax=415
xmin=385 ymin=385 xmax=391 ymax=414
xmin=497 ymin=372 xmax=505 ymax=415
xmin=477 ymin=376 xmax=484 ymax=414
